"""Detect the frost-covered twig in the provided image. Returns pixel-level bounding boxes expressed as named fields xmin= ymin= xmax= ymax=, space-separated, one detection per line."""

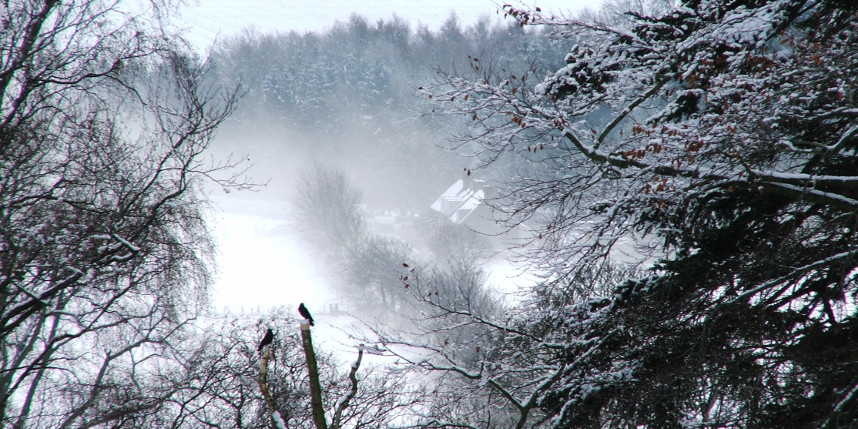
xmin=330 ymin=345 xmax=364 ymax=429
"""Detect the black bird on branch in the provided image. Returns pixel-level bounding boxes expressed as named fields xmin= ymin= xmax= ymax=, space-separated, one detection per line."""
xmin=298 ymin=303 xmax=315 ymax=326
xmin=258 ymin=328 xmax=274 ymax=351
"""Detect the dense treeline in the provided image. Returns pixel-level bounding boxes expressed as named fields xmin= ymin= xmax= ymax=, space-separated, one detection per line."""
xmin=207 ymin=13 xmax=567 ymax=208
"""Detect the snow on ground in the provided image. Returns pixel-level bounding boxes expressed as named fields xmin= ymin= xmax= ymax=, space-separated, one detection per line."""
xmin=205 ymin=196 xmax=386 ymax=360
xmin=204 ymin=194 xmax=538 ymax=364
xmin=207 ymin=198 xmax=333 ymax=313
xmin=485 ymin=257 xmax=538 ymax=296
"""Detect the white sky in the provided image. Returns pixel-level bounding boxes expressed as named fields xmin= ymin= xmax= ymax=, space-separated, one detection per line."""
xmin=178 ymin=0 xmax=603 ymax=51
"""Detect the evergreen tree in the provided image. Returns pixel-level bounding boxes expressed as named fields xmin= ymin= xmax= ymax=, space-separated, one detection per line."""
xmin=415 ymin=0 xmax=858 ymax=426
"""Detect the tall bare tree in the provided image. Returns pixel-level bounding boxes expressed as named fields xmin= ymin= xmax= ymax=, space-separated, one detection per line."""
xmin=0 ymin=1 xmax=248 ymax=426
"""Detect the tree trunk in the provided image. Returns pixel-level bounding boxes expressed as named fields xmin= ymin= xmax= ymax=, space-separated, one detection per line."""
xmin=300 ymin=323 xmax=328 ymax=429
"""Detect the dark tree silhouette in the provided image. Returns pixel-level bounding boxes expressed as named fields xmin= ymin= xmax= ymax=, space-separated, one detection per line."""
xmin=414 ymin=0 xmax=858 ymax=426
xmin=298 ymin=303 xmax=315 ymax=326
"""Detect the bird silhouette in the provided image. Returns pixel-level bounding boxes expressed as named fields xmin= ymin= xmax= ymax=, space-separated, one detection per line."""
xmin=298 ymin=303 xmax=315 ymax=326
xmin=258 ymin=328 xmax=273 ymax=351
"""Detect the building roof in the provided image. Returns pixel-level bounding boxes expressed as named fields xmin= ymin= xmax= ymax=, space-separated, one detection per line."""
xmin=430 ymin=179 xmax=485 ymax=224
